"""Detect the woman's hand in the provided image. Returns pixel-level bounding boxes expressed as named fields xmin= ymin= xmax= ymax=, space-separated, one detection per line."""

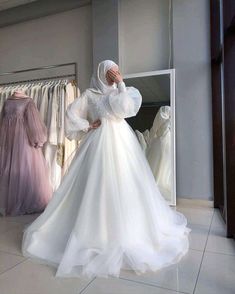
xmin=88 ymin=119 xmax=101 ymax=131
xmin=107 ymin=69 xmax=123 ymax=84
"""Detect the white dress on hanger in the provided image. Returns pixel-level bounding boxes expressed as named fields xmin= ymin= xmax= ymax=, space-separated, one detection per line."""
xmin=22 ymin=60 xmax=191 ymax=279
xmin=146 ymin=106 xmax=172 ymax=201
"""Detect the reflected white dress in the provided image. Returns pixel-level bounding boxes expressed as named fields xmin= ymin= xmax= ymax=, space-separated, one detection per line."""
xmin=22 ymin=81 xmax=191 ymax=279
xmin=147 ymin=106 xmax=172 ymax=202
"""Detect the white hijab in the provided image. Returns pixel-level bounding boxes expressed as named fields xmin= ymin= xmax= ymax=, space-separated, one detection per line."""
xmin=89 ymin=60 xmax=118 ymax=94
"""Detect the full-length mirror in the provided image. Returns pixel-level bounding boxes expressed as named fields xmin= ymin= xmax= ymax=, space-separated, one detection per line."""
xmin=124 ymin=69 xmax=176 ymax=205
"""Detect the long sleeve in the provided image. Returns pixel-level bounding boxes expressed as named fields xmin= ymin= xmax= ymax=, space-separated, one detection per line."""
xmin=65 ymin=92 xmax=90 ymax=141
xmin=107 ymin=81 xmax=142 ymax=119
xmin=24 ymin=100 xmax=47 ymax=148
xmin=0 ymin=96 xmax=5 ymax=116
xmin=0 ymin=102 xmax=5 ymax=126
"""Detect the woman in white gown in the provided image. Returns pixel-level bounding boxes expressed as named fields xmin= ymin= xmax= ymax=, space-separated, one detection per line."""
xmin=22 ymin=60 xmax=191 ymax=279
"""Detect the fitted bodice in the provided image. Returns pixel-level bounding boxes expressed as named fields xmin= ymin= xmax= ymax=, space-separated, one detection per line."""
xmin=3 ymin=98 xmax=31 ymax=119
xmin=65 ymin=84 xmax=142 ymax=141
xmin=86 ymin=94 xmax=120 ymax=122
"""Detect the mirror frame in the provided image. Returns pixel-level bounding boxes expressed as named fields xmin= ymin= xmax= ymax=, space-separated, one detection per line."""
xmin=123 ymin=69 xmax=176 ymax=206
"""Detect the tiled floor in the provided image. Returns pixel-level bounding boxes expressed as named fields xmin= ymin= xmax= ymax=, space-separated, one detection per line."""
xmin=0 ymin=199 xmax=234 ymax=294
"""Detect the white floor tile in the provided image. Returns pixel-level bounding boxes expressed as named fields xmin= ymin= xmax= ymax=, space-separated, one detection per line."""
xmin=1 ymin=201 xmax=234 ymax=293
xmin=120 ymin=249 xmax=203 ymax=294
xmin=81 ymin=277 xmax=185 ymax=294
xmin=206 ymin=226 xmax=235 ymax=255
xmin=0 ymin=251 xmax=25 ymax=274
xmin=175 ymin=207 xmax=213 ymax=227
xmin=0 ymin=259 xmax=91 ymax=294
xmin=188 ymin=223 xmax=209 ymax=251
xmin=195 ymin=251 xmax=235 ymax=294
xmin=0 ymin=218 xmax=22 ymax=234
xmin=0 ymin=223 xmax=25 ymax=256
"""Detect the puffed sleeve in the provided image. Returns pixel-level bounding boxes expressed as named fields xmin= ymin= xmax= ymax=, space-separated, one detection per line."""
xmin=24 ymin=100 xmax=47 ymax=148
xmin=149 ymin=106 xmax=171 ymax=140
xmin=107 ymin=81 xmax=142 ymax=119
xmin=65 ymin=91 xmax=90 ymax=141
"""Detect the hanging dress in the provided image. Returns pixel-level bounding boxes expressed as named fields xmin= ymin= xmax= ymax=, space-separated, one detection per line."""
xmin=146 ymin=106 xmax=172 ymax=202
xmin=0 ymin=97 xmax=52 ymax=216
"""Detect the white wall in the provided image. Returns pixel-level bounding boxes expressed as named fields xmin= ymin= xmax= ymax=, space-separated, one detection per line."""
xmin=0 ymin=0 xmax=213 ymax=200
xmin=0 ymin=6 xmax=92 ymax=91
xmin=119 ymin=0 xmax=170 ymax=74
xmin=172 ymin=0 xmax=213 ymax=200
xmin=118 ymin=0 xmax=212 ymax=200
xmin=92 ymin=0 xmax=119 ymax=70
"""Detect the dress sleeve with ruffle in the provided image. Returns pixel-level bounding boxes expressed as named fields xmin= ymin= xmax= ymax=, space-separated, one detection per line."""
xmin=107 ymin=81 xmax=142 ymax=119
xmin=65 ymin=92 xmax=90 ymax=141
xmin=24 ymin=100 xmax=47 ymax=148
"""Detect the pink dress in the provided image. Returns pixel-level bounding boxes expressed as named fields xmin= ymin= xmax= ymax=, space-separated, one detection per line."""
xmin=0 ymin=97 xmax=52 ymax=216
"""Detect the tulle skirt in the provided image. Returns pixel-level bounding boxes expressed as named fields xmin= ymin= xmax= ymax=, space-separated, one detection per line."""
xmin=22 ymin=118 xmax=191 ymax=279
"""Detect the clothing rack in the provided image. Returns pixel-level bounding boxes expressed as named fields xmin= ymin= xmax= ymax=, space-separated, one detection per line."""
xmin=0 ymin=62 xmax=78 ymax=86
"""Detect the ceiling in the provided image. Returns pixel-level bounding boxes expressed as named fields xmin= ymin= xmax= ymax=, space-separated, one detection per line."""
xmin=0 ymin=0 xmax=91 ymax=28
xmin=0 ymin=0 xmax=38 ymax=11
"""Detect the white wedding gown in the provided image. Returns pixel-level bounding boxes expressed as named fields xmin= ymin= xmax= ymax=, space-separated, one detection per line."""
xmin=22 ymin=82 xmax=191 ymax=279
xmin=136 ymin=106 xmax=172 ymax=202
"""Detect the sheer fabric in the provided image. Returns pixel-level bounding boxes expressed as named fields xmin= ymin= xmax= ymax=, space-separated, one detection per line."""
xmin=147 ymin=106 xmax=172 ymax=201
xmin=0 ymin=98 xmax=52 ymax=216
xmin=25 ymin=101 xmax=47 ymax=148
xmin=136 ymin=106 xmax=172 ymax=202
xmin=0 ymin=81 xmax=79 ymax=190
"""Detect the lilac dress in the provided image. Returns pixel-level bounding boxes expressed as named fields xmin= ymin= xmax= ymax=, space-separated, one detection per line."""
xmin=0 ymin=97 xmax=52 ymax=216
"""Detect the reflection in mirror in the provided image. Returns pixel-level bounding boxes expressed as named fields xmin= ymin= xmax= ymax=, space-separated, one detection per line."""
xmin=124 ymin=70 xmax=176 ymax=205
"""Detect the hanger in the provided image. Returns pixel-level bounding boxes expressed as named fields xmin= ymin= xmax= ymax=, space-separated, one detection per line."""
xmin=9 ymin=90 xmax=29 ymax=99
xmin=70 ymin=79 xmax=77 ymax=86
